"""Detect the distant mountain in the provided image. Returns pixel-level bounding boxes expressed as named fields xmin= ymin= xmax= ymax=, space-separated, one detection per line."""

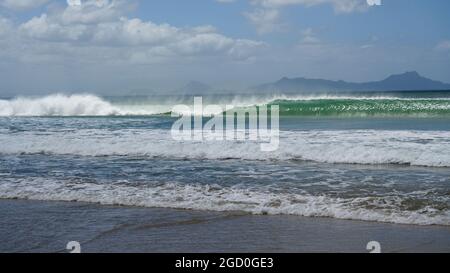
xmin=253 ymin=72 xmax=450 ymax=93
xmin=175 ymin=81 xmax=213 ymax=95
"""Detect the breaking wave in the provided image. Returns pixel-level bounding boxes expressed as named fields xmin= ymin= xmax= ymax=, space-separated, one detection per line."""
xmin=273 ymin=99 xmax=450 ymax=117
xmin=1 ymin=129 xmax=449 ymax=167
xmin=0 ymin=178 xmax=448 ymax=226
xmin=0 ymin=94 xmax=123 ymax=116
xmin=1 ymin=93 xmax=450 ymax=117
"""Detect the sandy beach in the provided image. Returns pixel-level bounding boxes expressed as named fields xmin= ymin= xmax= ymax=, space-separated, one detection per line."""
xmin=1 ymin=199 xmax=449 ymax=253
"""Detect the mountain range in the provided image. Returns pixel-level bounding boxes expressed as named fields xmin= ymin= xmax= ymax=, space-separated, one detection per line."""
xmin=126 ymin=71 xmax=450 ymax=96
xmin=252 ymin=71 xmax=450 ymax=93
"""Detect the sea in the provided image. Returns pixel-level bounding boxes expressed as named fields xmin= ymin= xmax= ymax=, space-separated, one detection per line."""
xmin=0 ymin=91 xmax=449 ymax=226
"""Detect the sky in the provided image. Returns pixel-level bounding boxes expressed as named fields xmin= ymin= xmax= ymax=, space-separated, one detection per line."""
xmin=0 ymin=0 xmax=449 ymax=95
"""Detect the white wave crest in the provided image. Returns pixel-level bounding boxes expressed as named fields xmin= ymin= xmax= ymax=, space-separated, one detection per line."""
xmin=1 ymin=93 xmax=449 ymax=117
xmin=1 ymin=178 xmax=448 ymax=226
xmin=0 ymin=94 xmax=122 ymax=116
xmin=0 ymin=129 xmax=449 ymax=167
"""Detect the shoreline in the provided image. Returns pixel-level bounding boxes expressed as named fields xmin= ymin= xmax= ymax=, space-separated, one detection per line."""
xmin=1 ymin=199 xmax=449 ymax=253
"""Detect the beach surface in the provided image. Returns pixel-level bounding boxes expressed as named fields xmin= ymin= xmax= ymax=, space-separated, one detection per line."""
xmin=1 ymin=199 xmax=449 ymax=253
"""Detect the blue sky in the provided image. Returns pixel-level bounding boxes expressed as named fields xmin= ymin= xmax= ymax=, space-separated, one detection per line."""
xmin=0 ymin=0 xmax=449 ymax=94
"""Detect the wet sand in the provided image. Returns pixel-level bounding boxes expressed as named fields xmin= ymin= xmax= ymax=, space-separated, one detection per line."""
xmin=0 ymin=199 xmax=449 ymax=253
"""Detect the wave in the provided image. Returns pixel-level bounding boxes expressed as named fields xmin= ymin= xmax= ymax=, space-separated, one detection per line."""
xmin=1 ymin=93 xmax=450 ymax=117
xmin=272 ymin=99 xmax=450 ymax=117
xmin=1 ymin=129 xmax=449 ymax=167
xmin=0 ymin=178 xmax=448 ymax=226
xmin=0 ymin=94 xmax=179 ymax=116
xmin=0 ymin=94 xmax=123 ymax=116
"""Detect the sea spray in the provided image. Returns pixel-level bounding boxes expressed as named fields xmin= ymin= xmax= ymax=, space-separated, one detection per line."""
xmin=1 ymin=93 xmax=450 ymax=117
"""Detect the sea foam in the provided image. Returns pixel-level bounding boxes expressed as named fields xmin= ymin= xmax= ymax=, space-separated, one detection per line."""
xmin=0 ymin=129 xmax=449 ymax=167
xmin=1 ymin=178 xmax=448 ymax=226
xmin=1 ymin=93 xmax=450 ymax=117
xmin=0 ymin=94 xmax=122 ymax=116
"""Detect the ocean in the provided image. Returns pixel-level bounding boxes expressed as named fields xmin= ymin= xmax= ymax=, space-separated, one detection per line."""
xmin=0 ymin=91 xmax=449 ymax=230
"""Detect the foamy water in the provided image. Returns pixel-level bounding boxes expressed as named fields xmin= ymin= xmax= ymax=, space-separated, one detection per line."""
xmin=1 ymin=178 xmax=448 ymax=226
xmin=0 ymin=93 xmax=449 ymax=226
xmin=0 ymin=129 xmax=449 ymax=167
xmin=1 ymin=93 xmax=450 ymax=117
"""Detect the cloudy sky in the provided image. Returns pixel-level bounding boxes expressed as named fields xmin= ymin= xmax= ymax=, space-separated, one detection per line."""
xmin=0 ymin=0 xmax=449 ymax=95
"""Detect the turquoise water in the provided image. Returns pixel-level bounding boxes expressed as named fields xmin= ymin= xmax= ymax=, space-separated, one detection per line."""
xmin=0 ymin=91 xmax=449 ymax=225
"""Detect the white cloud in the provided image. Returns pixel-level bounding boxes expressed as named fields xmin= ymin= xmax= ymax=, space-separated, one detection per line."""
xmin=8 ymin=0 xmax=265 ymax=65
xmin=244 ymin=9 xmax=282 ymax=34
xmin=67 ymin=0 xmax=82 ymax=6
xmin=217 ymin=0 xmax=368 ymax=12
xmin=242 ymin=0 xmax=368 ymax=34
xmin=0 ymin=17 xmax=12 ymax=37
xmin=300 ymin=28 xmax=320 ymax=44
xmin=360 ymin=44 xmax=374 ymax=49
xmin=250 ymin=0 xmax=368 ymax=13
xmin=435 ymin=40 xmax=450 ymax=51
xmin=60 ymin=0 xmax=127 ymax=24
xmin=92 ymin=18 xmax=179 ymax=46
xmin=0 ymin=0 xmax=50 ymax=10
xmin=20 ymin=14 xmax=89 ymax=41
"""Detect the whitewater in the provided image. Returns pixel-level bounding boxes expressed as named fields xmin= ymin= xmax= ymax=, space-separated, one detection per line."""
xmin=0 ymin=129 xmax=449 ymax=167
xmin=1 ymin=93 xmax=450 ymax=117
xmin=0 ymin=92 xmax=449 ymax=226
